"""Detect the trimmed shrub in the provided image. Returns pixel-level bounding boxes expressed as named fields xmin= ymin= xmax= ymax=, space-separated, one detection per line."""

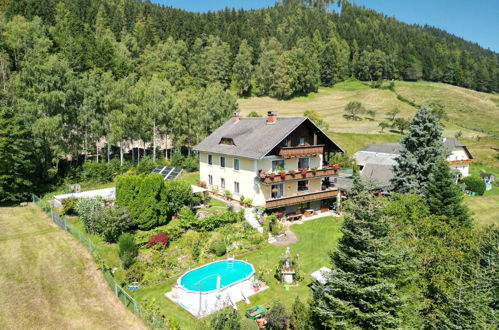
xmin=463 ymin=176 xmax=486 ymax=196
xmin=80 ymin=161 xmax=113 ymax=183
xmin=210 ymin=241 xmax=227 ymax=256
xmin=75 ymin=198 xmax=102 ymax=234
xmin=146 ymin=233 xmax=169 ymax=248
xmin=95 ymin=206 xmax=131 ymax=243
xmin=62 ymin=197 xmax=79 ymax=215
xmin=115 ymin=174 xmax=144 ymax=208
xmin=118 ymin=233 xmax=138 ymax=269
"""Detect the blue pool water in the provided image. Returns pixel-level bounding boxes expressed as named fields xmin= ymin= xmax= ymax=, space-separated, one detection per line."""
xmin=179 ymin=260 xmax=254 ymax=292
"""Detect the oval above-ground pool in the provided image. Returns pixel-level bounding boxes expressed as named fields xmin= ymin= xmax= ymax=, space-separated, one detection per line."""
xmin=170 ymin=259 xmax=257 ymax=316
xmin=179 ymin=260 xmax=254 ymax=292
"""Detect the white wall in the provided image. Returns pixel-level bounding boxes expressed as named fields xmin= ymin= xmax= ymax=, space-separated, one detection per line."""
xmin=447 ymin=147 xmax=470 ymax=161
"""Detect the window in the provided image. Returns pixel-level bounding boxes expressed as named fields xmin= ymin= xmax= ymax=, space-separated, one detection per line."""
xmin=271 ymin=159 xmax=285 ymax=172
xmin=221 ymin=178 xmax=225 ymax=189
xmin=219 ymin=137 xmax=235 ymax=145
xmin=298 ymin=180 xmax=309 ymax=192
xmin=220 ymin=156 xmax=225 ymax=168
xmin=208 ymin=175 xmax=213 ymax=185
xmin=208 ymin=154 xmax=213 ymax=165
xmin=271 ymin=184 xmax=284 ymax=199
xmin=233 ymin=158 xmax=240 ymax=171
xmin=299 ymin=137 xmax=305 ymax=145
xmin=298 ymin=157 xmax=309 ymax=169
xmin=234 ymin=181 xmax=240 ymax=194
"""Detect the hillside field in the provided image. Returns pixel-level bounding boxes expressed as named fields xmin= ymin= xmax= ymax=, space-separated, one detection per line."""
xmin=0 ymin=205 xmax=146 ymax=329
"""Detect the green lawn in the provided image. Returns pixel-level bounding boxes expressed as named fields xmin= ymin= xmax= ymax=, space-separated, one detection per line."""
xmin=134 ymin=216 xmax=343 ymax=328
xmin=465 ymin=164 xmax=499 ymax=228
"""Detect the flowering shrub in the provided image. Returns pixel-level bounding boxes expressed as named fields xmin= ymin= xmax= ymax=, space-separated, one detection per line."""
xmin=146 ymin=233 xmax=169 ymax=248
xmin=266 ymin=301 xmax=290 ymax=329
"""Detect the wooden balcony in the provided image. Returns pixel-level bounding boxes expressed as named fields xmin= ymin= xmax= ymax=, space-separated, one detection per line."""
xmin=265 ymin=189 xmax=339 ymax=209
xmin=278 ymin=145 xmax=324 ymax=159
xmin=448 ymin=159 xmax=472 ymax=166
xmin=261 ymin=167 xmax=339 ymax=184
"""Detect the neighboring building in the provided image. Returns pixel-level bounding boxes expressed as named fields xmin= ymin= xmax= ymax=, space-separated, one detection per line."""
xmin=194 ymin=111 xmax=346 ymax=214
xmin=353 ymin=138 xmax=473 ymax=189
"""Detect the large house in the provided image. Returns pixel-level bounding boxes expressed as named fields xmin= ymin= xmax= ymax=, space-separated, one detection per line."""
xmin=194 ymin=111 xmax=346 ymax=214
xmin=353 ymin=138 xmax=473 ymax=189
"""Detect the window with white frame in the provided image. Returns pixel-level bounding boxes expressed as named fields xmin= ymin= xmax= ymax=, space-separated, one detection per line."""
xmin=233 ymin=158 xmax=240 ymax=171
xmin=208 ymin=154 xmax=213 ymax=165
xmin=221 ymin=178 xmax=225 ymax=189
xmin=208 ymin=175 xmax=213 ymax=185
xmin=234 ymin=181 xmax=240 ymax=194
xmin=298 ymin=180 xmax=309 ymax=192
xmin=220 ymin=156 xmax=225 ymax=168
xmin=298 ymin=157 xmax=309 ymax=169
xmin=271 ymin=184 xmax=284 ymax=199
xmin=271 ymin=159 xmax=285 ymax=172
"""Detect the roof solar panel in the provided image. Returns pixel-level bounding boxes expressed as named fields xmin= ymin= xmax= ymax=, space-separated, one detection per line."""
xmin=150 ymin=166 xmax=182 ymax=180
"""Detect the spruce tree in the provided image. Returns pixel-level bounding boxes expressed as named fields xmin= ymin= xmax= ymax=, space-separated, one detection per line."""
xmin=425 ymin=159 xmax=471 ymax=226
xmin=391 ymin=106 xmax=446 ymax=193
xmin=0 ymin=107 xmax=36 ymax=203
xmin=309 ymin=179 xmax=405 ymax=329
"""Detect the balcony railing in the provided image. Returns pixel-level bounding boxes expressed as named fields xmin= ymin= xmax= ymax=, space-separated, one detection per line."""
xmin=447 ymin=159 xmax=472 ymax=165
xmin=260 ymin=167 xmax=340 ymax=184
xmin=265 ymin=189 xmax=339 ymax=209
xmin=278 ymin=145 xmax=324 ymax=159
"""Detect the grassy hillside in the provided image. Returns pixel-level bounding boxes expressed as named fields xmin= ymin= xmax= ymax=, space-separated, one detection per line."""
xmin=238 ymin=80 xmax=499 ymax=137
xmin=0 ymin=205 xmax=146 ymax=329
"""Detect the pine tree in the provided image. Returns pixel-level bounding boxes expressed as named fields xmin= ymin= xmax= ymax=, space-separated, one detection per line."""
xmin=425 ymin=159 xmax=471 ymax=226
xmin=0 ymin=107 xmax=36 ymax=203
xmin=232 ymin=39 xmax=253 ymax=96
xmin=290 ymin=296 xmax=308 ymax=330
xmin=391 ymin=106 xmax=447 ymax=193
xmin=309 ymin=179 xmax=406 ymax=329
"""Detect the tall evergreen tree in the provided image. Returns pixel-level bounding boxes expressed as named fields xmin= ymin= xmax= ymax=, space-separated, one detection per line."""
xmin=309 ymin=179 xmax=406 ymax=329
xmin=232 ymin=39 xmax=253 ymax=96
xmin=391 ymin=106 xmax=447 ymax=193
xmin=425 ymin=159 xmax=471 ymax=226
xmin=0 ymin=107 xmax=36 ymax=203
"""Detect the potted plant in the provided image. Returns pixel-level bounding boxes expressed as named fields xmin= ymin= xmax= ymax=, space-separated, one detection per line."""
xmin=311 ymin=167 xmax=318 ymax=175
xmin=301 ymin=168 xmax=308 ymax=176
xmin=269 ymin=172 xmax=276 ymax=179
xmin=279 ymin=170 xmax=287 ymax=179
xmin=290 ymin=169 xmax=296 ymax=176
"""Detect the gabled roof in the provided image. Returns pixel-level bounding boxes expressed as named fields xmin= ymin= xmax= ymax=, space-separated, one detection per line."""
xmin=194 ymin=117 xmax=343 ymax=159
xmin=360 ymin=163 xmax=394 ymax=187
xmin=357 ymin=138 xmax=472 ymax=158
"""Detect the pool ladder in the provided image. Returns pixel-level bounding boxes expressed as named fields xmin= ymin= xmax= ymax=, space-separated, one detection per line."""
xmin=227 ymin=255 xmax=235 ymax=269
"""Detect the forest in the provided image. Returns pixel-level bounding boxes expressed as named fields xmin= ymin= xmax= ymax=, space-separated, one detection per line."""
xmin=0 ymin=0 xmax=498 ymax=202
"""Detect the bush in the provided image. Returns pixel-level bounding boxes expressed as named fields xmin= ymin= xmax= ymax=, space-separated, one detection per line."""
xmin=224 ymin=190 xmax=233 ymax=200
xmin=210 ymin=308 xmax=241 ymax=330
xmin=95 ymin=206 xmax=131 ymax=243
xmin=463 ymin=176 xmax=486 ymax=196
xmin=135 ymin=155 xmax=157 ymax=174
xmin=171 ymin=153 xmax=199 ymax=172
xmin=118 ymin=233 xmax=138 ymax=269
xmin=125 ymin=261 xmax=145 ymax=283
xmin=243 ymin=197 xmax=253 ymax=206
xmin=146 ymin=233 xmax=169 ymax=248
xmin=80 ymin=161 xmax=113 ymax=183
xmin=266 ymin=301 xmax=290 ymax=330
xmin=211 ymin=241 xmax=227 ymax=256
xmin=75 ymin=198 xmax=102 ymax=234
xmin=62 ymin=197 xmax=79 ymax=215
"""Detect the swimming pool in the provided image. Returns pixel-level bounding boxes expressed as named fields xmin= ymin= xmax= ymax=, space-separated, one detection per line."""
xmin=179 ymin=260 xmax=254 ymax=291
xmin=168 ymin=259 xmax=257 ymax=316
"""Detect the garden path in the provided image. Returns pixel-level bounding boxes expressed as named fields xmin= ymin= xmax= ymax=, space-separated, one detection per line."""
xmin=244 ymin=207 xmax=263 ymax=233
xmin=269 ymin=229 xmax=298 ymax=246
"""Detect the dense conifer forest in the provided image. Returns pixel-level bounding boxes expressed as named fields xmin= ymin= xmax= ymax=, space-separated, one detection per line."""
xmin=0 ymin=0 xmax=498 ymax=201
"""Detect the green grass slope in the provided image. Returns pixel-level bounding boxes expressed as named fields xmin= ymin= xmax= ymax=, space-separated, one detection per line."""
xmin=0 ymin=205 xmax=146 ymax=329
xmin=238 ymin=80 xmax=499 ymax=137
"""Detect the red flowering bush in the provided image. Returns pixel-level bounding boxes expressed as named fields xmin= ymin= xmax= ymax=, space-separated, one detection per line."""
xmin=146 ymin=233 xmax=169 ymax=248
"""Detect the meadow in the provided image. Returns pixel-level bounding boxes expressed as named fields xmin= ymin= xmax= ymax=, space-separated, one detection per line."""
xmin=0 ymin=205 xmax=145 ymax=329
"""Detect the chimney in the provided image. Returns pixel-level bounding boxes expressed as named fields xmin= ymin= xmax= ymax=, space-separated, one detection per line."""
xmin=266 ymin=111 xmax=277 ymax=124
xmin=233 ymin=112 xmax=240 ymax=122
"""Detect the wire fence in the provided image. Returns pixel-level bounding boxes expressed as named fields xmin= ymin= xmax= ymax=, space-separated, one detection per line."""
xmin=32 ymin=194 xmax=166 ymax=329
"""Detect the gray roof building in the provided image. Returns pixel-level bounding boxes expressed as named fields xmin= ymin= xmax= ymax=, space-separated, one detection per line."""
xmin=193 ymin=114 xmax=343 ymax=159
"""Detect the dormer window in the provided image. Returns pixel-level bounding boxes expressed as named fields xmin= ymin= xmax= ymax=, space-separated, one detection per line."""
xmin=299 ymin=137 xmax=305 ymax=146
xmin=219 ymin=137 xmax=235 ymax=146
